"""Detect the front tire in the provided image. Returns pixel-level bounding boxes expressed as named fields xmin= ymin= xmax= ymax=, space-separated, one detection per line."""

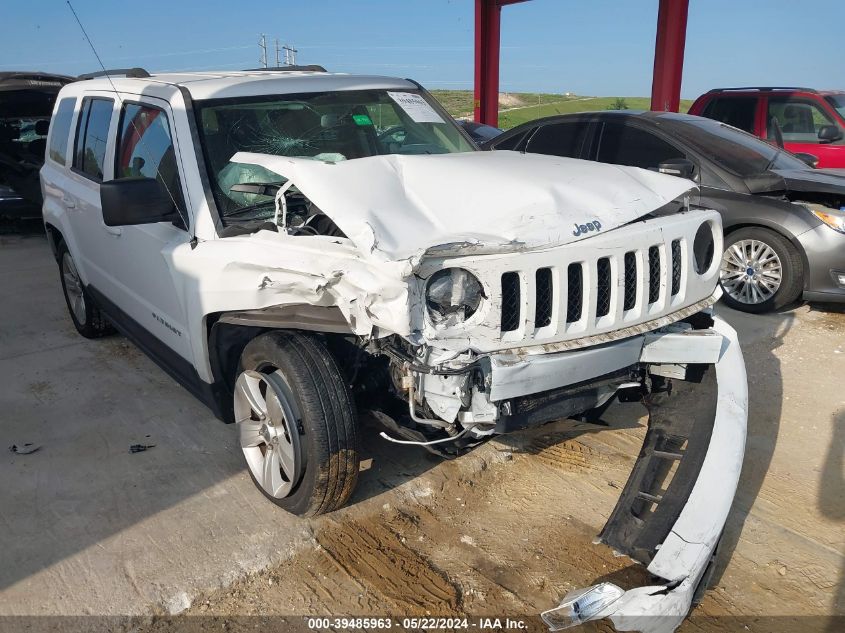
xmin=235 ymin=331 xmax=359 ymax=516
xmin=719 ymin=227 xmax=803 ymax=313
xmin=57 ymin=241 xmax=114 ymax=338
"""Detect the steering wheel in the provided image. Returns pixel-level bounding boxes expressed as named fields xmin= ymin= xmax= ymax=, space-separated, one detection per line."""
xmin=378 ymin=126 xmax=406 ymax=146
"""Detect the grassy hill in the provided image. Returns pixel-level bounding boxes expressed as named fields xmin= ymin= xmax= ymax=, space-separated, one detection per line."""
xmin=429 ymin=90 xmax=693 ymax=130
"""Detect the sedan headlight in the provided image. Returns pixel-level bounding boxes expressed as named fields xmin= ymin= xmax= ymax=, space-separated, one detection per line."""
xmin=426 ymin=268 xmax=484 ymax=324
xmin=806 ymin=204 xmax=845 ymax=234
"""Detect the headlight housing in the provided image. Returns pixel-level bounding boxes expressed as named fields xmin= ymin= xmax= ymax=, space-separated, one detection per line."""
xmin=425 ymin=268 xmax=485 ymax=324
xmin=807 ymin=204 xmax=845 ymax=234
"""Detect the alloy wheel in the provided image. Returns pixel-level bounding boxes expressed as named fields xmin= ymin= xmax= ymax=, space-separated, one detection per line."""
xmin=61 ymin=252 xmax=86 ymax=323
xmin=719 ymin=239 xmax=783 ymax=305
xmin=234 ymin=369 xmax=303 ymax=498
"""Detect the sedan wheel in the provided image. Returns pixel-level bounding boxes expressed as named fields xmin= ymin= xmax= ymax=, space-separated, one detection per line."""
xmin=234 ymin=369 xmax=303 ymax=499
xmin=718 ymin=227 xmax=803 ymax=314
xmin=719 ymin=239 xmax=782 ymax=305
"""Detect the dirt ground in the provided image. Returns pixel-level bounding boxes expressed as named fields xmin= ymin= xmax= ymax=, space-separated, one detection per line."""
xmin=142 ymin=304 xmax=844 ymax=633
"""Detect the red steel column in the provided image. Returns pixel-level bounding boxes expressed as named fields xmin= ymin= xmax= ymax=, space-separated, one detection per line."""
xmin=474 ymin=0 xmax=502 ymax=126
xmin=474 ymin=0 xmax=529 ymax=126
xmin=650 ymin=0 xmax=690 ymax=112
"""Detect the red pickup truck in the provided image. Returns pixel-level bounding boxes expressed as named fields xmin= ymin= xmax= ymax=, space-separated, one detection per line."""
xmin=689 ymin=87 xmax=845 ymax=168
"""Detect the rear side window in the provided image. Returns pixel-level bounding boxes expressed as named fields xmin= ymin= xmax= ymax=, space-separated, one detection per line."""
xmin=47 ymin=97 xmax=76 ymax=165
xmin=115 ymin=103 xmax=185 ymax=214
xmin=74 ymin=98 xmax=114 ymax=180
xmin=701 ymin=97 xmax=757 ymax=133
xmin=597 ymin=123 xmax=685 ymax=170
xmin=526 ymin=122 xmax=591 ymax=158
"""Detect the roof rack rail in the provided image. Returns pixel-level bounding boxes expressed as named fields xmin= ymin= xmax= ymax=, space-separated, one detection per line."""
xmin=241 ymin=65 xmax=327 ymax=73
xmin=78 ymin=67 xmax=151 ymax=80
xmin=707 ymin=86 xmax=817 ymax=93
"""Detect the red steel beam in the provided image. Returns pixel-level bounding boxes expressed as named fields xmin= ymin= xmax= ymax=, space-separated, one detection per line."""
xmin=650 ymin=0 xmax=690 ymax=112
xmin=474 ymin=0 xmax=529 ymax=126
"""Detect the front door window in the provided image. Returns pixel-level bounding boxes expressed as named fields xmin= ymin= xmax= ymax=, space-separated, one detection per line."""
xmin=767 ymin=98 xmax=836 ymax=143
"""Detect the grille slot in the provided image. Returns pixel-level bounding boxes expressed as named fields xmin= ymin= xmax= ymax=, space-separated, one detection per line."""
xmin=566 ymin=263 xmax=583 ymax=323
xmin=671 ymin=240 xmax=682 ymax=296
xmin=500 ymin=272 xmax=521 ymax=332
xmin=623 ymin=252 xmax=637 ymax=311
xmin=648 ymin=246 xmax=661 ymax=304
xmin=596 ymin=258 xmax=612 ymax=318
xmin=534 ymin=268 xmax=553 ymax=328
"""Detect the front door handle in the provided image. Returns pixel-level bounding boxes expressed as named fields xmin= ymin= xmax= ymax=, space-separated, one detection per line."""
xmin=104 ymin=225 xmax=122 ymax=237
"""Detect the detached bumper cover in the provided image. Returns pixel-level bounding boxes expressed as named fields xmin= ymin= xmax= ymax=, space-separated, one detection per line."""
xmin=542 ymin=315 xmax=748 ymax=633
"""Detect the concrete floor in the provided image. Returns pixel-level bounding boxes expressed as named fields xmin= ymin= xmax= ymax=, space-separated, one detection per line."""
xmin=1 ymin=230 xmax=843 ymax=629
xmin=0 ymin=230 xmax=446 ymax=616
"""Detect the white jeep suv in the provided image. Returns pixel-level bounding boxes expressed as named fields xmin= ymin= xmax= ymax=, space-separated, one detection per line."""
xmin=41 ymin=68 xmax=747 ymax=632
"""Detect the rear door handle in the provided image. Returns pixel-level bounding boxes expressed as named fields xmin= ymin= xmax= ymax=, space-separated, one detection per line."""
xmin=61 ymin=196 xmax=76 ymax=209
xmin=104 ymin=225 xmax=122 ymax=237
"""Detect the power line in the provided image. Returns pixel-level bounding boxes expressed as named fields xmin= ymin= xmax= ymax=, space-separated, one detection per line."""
xmin=258 ymin=34 xmax=267 ymax=68
xmin=282 ymin=44 xmax=297 ymax=66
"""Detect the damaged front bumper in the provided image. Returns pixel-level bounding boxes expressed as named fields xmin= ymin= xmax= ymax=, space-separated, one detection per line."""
xmin=540 ymin=316 xmax=747 ymax=633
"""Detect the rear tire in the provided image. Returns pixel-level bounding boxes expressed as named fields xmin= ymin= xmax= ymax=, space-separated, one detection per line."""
xmin=719 ymin=227 xmax=803 ymax=313
xmin=57 ymin=241 xmax=114 ymax=338
xmin=235 ymin=331 xmax=359 ymax=516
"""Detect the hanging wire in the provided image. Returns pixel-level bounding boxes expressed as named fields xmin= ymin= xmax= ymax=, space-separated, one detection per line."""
xmin=66 ymin=1 xmax=191 ymax=231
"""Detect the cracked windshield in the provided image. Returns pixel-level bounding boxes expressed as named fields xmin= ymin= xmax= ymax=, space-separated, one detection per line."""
xmin=196 ymin=88 xmax=473 ymax=218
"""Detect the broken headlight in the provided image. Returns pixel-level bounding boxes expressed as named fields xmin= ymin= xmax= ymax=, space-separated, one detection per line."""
xmin=426 ymin=268 xmax=484 ymax=324
xmin=806 ymin=205 xmax=845 ymax=234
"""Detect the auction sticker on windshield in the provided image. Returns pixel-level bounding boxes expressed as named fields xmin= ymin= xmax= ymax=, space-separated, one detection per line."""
xmin=387 ymin=92 xmax=444 ymax=123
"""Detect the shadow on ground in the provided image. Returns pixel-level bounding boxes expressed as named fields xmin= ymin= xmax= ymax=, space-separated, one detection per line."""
xmin=820 ymin=409 xmax=845 ymax=630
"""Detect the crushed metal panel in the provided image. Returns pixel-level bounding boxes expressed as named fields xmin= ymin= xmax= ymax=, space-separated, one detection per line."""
xmin=229 ymin=150 xmax=697 ymax=262
xmin=488 ymin=335 xmax=644 ymax=402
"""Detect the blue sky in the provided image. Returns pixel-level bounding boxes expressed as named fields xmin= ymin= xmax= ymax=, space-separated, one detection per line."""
xmin=1 ymin=0 xmax=842 ymax=98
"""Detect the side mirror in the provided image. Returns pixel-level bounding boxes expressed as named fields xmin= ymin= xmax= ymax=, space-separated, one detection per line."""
xmin=100 ymin=178 xmax=176 ymax=227
xmin=793 ymin=152 xmax=819 ymax=168
xmin=818 ymin=125 xmax=843 ymax=143
xmin=658 ymin=158 xmax=696 ymax=180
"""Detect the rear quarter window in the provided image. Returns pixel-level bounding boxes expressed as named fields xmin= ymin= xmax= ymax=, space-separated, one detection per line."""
xmin=701 ymin=96 xmax=757 ymax=134
xmin=47 ymin=97 xmax=76 ymax=165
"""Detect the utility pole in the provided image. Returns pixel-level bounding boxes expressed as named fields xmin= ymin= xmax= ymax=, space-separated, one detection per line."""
xmin=282 ymin=43 xmax=297 ymax=66
xmin=258 ymin=34 xmax=267 ymax=68
xmin=274 ymin=38 xmax=281 ymax=67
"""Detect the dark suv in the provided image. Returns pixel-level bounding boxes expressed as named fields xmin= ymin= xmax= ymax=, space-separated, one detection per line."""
xmin=0 ymin=71 xmax=73 ymax=219
xmin=689 ymin=87 xmax=845 ymax=168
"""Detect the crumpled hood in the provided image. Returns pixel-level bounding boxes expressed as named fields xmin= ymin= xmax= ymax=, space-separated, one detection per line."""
xmin=231 ymin=150 xmax=696 ymax=262
xmin=770 ymin=168 xmax=845 ymax=196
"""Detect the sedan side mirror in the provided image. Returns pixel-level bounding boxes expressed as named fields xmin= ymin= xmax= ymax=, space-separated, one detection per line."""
xmin=793 ymin=152 xmax=819 ymax=168
xmin=658 ymin=158 xmax=696 ymax=180
xmin=100 ymin=178 xmax=176 ymax=227
xmin=818 ymin=125 xmax=843 ymax=144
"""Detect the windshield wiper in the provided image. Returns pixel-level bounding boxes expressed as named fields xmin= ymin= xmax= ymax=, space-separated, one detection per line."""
xmin=223 ymin=200 xmax=276 ymax=219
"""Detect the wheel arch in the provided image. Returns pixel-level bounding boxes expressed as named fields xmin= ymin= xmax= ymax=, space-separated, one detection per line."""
xmin=44 ymin=222 xmax=64 ymax=259
xmin=206 ymin=305 xmax=357 ymax=420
